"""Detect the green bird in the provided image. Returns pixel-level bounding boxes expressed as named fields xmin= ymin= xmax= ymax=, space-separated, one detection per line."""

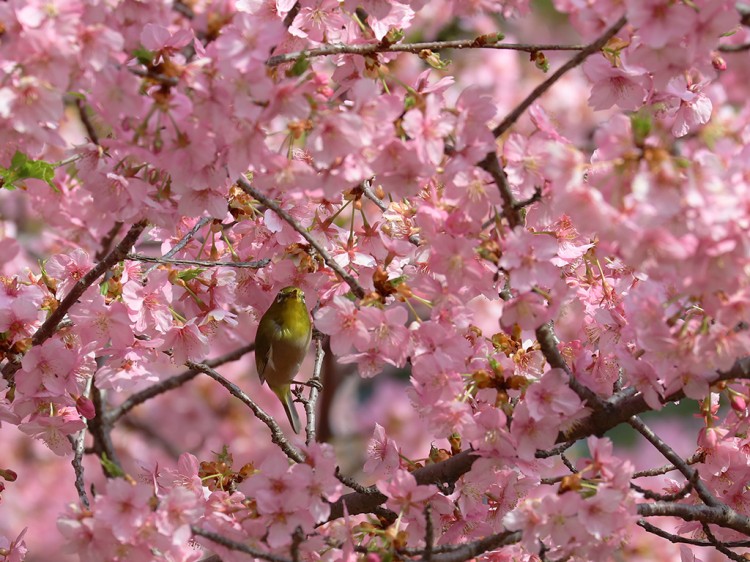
xmin=255 ymin=286 xmax=312 ymax=434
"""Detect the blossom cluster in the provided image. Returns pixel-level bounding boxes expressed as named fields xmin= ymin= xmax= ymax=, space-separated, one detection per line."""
xmin=0 ymin=0 xmax=749 ymax=560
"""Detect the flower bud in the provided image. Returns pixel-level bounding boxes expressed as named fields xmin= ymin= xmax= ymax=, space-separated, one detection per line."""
xmin=76 ymin=395 xmax=96 ymax=420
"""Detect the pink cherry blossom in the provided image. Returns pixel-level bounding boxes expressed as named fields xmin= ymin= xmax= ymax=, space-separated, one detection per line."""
xmin=363 ymin=423 xmax=400 ymax=479
xmin=583 ymin=56 xmax=648 ymax=111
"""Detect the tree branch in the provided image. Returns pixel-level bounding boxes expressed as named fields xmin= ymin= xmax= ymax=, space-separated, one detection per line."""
xmin=237 ymin=176 xmax=366 ymax=298
xmin=88 ymin=378 xmax=123 ymax=477
xmin=266 ymin=38 xmax=584 ymax=67
xmin=638 ymin=502 xmax=750 ymax=536
xmin=492 ymin=15 xmax=627 ymax=138
xmin=144 ymin=216 xmax=211 ymax=276
xmin=328 ymin=449 xmax=477 ymax=520
xmin=129 ymin=254 xmax=270 ymax=269
xmin=629 ymin=416 xmax=718 ymax=507
xmin=106 ymin=343 xmax=256 ymax=423
xmin=2 ymin=220 xmax=148 ymax=384
xmin=304 ymin=334 xmax=325 ymax=445
xmin=633 ymin=451 xmax=705 ymax=478
xmin=186 ymin=360 xmax=304 ymax=463
xmin=191 ymin=526 xmax=292 ymax=562
xmin=427 ymin=530 xmax=521 ymax=562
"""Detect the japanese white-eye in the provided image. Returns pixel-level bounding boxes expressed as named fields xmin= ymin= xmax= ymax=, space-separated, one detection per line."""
xmin=255 ymin=286 xmax=312 ymax=433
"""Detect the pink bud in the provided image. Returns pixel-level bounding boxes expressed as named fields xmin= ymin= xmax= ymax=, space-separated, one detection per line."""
xmin=0 ymin=468 xmax=17 ymax=482
xmin=712 ymin=55 xmax=727 ymax=72
xmin=698 ymin=427 xmax=717 ymax=450
xmin=730 ymin=393 xmax=746 ymax=412
xmin=366 ymin=555 xmax=381 ymax=562
xmin=76 ymin=396 xmax=96 ymax=420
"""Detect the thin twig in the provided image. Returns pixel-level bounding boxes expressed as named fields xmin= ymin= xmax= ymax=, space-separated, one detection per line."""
xmin=145 ymin=216 xmax=212 ymax=275
xmin=492 ymin=15 xmax=627 ymax=138
xmin=633 ymin=451 xmax=705 ymax=478
xmin=129 ymin=254 xmax=270 ymax=269
xmin=69 ymin=374 xmax=94 ymax=507
xmin=638 ymin=520 xmax=711 ymax=546
xmin=638 ymin=502 xmax=750 ymax=537
xmin=424 ymin=503 xmax=434 ymax=561
xmin=305 ymin=335 xmax=325 ymax=445
xmin=359 ymin=178 xmax=420 ymax=245
xmin=266 ymin=38 xmax=585 ymax=66
xmin=76 ymin=98 xmax=100 ymax=145
xmin=121 ymin=417 xmax=182 ymax=459
xmin=560 ymin=453 xmax=576 ymax=474
xmin=68 ymin=432 xmax=89 ymax=508
xmin=535 ymin=440 xmax=575 ymax=458
xmin=88 ymin=378 xmax=123 ymax=477
xmin=360 ymin=180 xmax=387 ymax=212
xmin=719 ymin=42 xmax=750 ymax=52
xmin=427 ymin=530 xmax=521 ymax=562
xmin=629 ymin=416 xmax=718 ymax=507
xmin=237 ymin=176 xmax=366 ymax=298
xmin=106 ymin=343 xmax=256 ymax=423
xmin=95 ymin=222 xmax=123 ymax=261
xmin=631 ymin=472 xmax=695 ymax=502
xmin=334 ymin=467 xmax=378 ymax=495
xmin=701 ymin=522 xmax=747 ymax=562
xmin=512 ymin=187 xmax=542 ymax=210
xmin=2 ymin=220 xmax=148 ymax=384
xmin=186 ymin=360 xmax=304 ymax=463
xmin=536 ymin=322 xmax=604 ymax=409
xmin=192 ymin=526 xmax=293 ymax=562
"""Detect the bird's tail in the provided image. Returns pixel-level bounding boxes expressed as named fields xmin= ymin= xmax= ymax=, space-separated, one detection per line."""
xmin=274 ymin=384 xmax=302 ymax=434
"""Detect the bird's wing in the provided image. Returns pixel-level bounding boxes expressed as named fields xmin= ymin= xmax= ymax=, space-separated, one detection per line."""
xmin=255 ymin=316 xmax=279 ymax=385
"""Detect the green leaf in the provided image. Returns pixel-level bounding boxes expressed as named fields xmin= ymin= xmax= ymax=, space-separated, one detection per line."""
xmin=0 ymin=151 xmax=56 ymax=190
xmin=100 ymin=453 xmax=125 ymax=478
xmin=177 ymin=268 xmax=205 ymax=282
xmin=630 ymin=111 xmax=652 ymax=147
xmin=287 ymin=54 xmax=310 ymax=77
xmin=133 ymin=46 xmax=155 ymax=66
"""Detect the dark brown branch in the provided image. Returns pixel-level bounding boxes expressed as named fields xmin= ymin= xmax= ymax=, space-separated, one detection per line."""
xmin=328 ymin=449 xmax=477 ymax=520
xmin=492 ymin=15 xmax=627 ymax=138
xmin=106 ymin=343 xmax=256 ymax=423
xmin=478 ymin=152 xmax=520 ymax=228
xmin=536 ymin=322 xmax=603 ymax=408
xmin=324 ymin=358 xmax=750 ymax=524
xmin=702 ymin=522 xmax=747 ymax=562
xmin=88 ymin=381 xmax=123 ymax=477
xmin=638 ymin=502 xmax=750 ymax=536
xmin=2 ymin=220 xmax=148 ymax=384
xmin=95 ymin=222 xmax=124 ymax=261
xmin=68 ymin=432 xmax=89 ymax=508
xmin=282 ymin=1 xmax=300 ymax=28
xmin=427 ymin=530 xmax=521 ymax=562
xmin=186 ymin=360 xmax=304 ymax=463
xmin=237 ymin=176 xmax=366 ymax=298
xmin=633 ymin=450 xmax=705 ymax=478
xmin=192 ymin=526 xmax=292 ymax=562
xmin=76 ymin=98 xmax=100 ymax=145
xmin=719 ymin=42 xmax=750 ymax=52
xmin=629 ymin=416 xmax=717 ymax=507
